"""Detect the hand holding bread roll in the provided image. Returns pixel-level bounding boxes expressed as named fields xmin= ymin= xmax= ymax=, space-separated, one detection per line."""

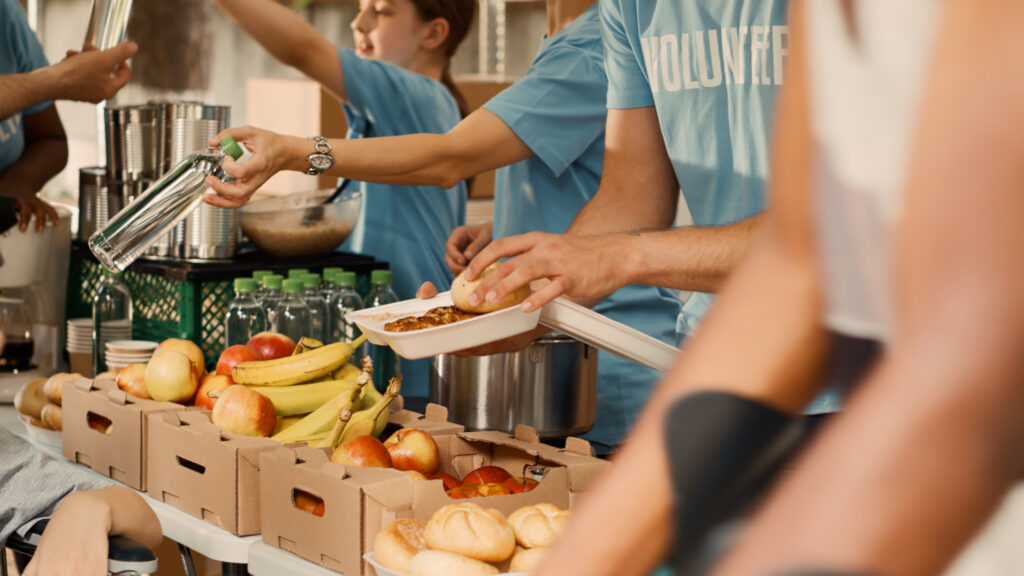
xmin=409 ymin=550 xmax=499 ymax=576
xmin=424 ymin=503 xmax=516 ymax=563
xmin=451 ymin=263 xmax=530 ymax=314
xmin=374 ymin=519 xmax=428 ymax=574
xmin=507 ymin=503 xmax=570 ymax=548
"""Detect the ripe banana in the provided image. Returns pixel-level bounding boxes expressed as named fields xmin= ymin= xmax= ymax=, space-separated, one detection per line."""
xmin=338 ymin=375 xmax=401 ymax=446
xmin=292 ymin=337 xmax=324 ymax=355
xmin=271 ymin=385 xmax=362 ymax=443
xmin=285 ymin=431 xmax=329 ymax=445
xmin=323 ymin=366 xmax=372 ymax=448
xmin=274 ymin=415 xmax=305 ymax=435
xmin=255 ymin=378 xmax=360 ymax=416
xmin=354 ymin=356 xmax=390 ymax=438
xmin=333 ymin=363 xmax=361 ymax=381
xmin=233 ymin=336 xmax=367 ymax=386
xmin=316 ymin=408 xmax=353 ymax=448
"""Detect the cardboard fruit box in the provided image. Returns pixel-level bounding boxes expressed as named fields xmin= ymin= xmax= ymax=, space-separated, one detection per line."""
xmin=259 ymin=425 xmax=610 ymax=576
xmin=62 ymin=377 xmax=200 ymax=490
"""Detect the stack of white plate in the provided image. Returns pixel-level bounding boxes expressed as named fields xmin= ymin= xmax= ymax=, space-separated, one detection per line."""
xmin=66 ymin=318 xmax=132 ymax=356
xmin=105 ymin=340 xmax=159 ymax=371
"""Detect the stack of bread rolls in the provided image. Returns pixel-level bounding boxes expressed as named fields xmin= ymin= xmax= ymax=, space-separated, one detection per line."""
xmin=374 ymin=502 xmax=570 ymax=576
xmin=15 ymin=373 xmax=82 ymax=432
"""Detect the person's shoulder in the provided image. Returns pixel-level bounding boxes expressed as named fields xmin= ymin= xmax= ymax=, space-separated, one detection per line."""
xmin=538 ymin=5 xmax=605 ymax=69
xmin=339 ymin=48 xmax=458 ymax=118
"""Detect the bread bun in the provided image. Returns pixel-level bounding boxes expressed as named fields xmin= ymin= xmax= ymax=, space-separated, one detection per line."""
xmin=40 ymin=403 xmax=63 ymax=431
xmin=14 ymin=378 xmax=49 ymax=419
xmin=424 ymin=503 xmax=515 ymax=563
xmin=374 ymin=518 xmax=428 ymax=574
xmin=43 ymin=373 xmax=82 ymax=406
xmin=408 ymin=550 xmax=498 ymax=576
xmin=509 ymin=546 xmax=548 ymax=572
xmin=507 ymin=503 xmax=569 ymax=549
xmin=451 ymin=263 xmax=530 ymax=314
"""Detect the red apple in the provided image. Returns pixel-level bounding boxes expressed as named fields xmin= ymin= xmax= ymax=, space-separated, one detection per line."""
xmin=216 ymin=345 xmax=261 ymax=377
xmin=446 ymin=484 xmax=480 ymax=500
xmin=116 ymin=363 xmax=150 ymax=399
xmin=154 ymin=339 xmax=206 ymax=379
xmin=404 ymin=470 xmax=429 ymax=482
xmin=146 ymin=350 xmax=200 ymax=403
xmin=314 ymin=501 xmax=325 ymax=517
xmin=294 ymin=490 xmax=325 ymax=517
xmin=503 ymin=476 xmax=539 ymax=494
xmin=211 ymin=385 xmax=277 ymax=437
xmin=194 ymin=373 xmax=233 ymax=411
xmin=88 ymin=413 xmax=113 ymax=435
xmin=246 ymin=332 xmax=295 ymax=361
xmin=331 ymin=435 xmax=393 ymax=468
xmin=462 ymin=465 xmax=511 ymax=486
xmin=426 ymin=472 xmax=462 ymax=491
xmin=476 ymin=482 xmax=513 ymax=497
xmin=383 ymin=427 xmax=440 ymax=475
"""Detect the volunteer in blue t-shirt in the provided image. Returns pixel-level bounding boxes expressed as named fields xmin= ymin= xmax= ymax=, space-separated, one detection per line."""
xmin=0 ymin=0 xmax=134 ymax=232
xmin=206 ymin=0 xmax=681 ymax=450
xmin=209 ymin=0 xmax=476 ymax=396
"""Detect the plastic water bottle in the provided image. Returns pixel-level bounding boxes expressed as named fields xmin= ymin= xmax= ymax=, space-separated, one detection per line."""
xmin=91 ymin=269 xmax=133 ymax=375
xmin=260 ymin=275 xmax=284 ymax=326
xmin=287 ymin=268 xmax=309 ymax=280
xmin=330 ymin=271 xmax=365 ymax=349
xmin=301 ymin=274 xmax=327 ymax=342
xmin=321 ymin=267 xmax=343 ymax=308
xmin=225 ymin=278 xmax=267 ymax=347
xmin=273 ymin=279 xmax=312 ymax=342
xmin=365 ymin=270 xmax=399 ymax=392
xmin=251 ymin=270 xmax=273 ymax=299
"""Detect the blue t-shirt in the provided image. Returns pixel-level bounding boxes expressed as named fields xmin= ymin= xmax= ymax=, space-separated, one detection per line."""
xmin=0 ymin=0 xmax=50 ymax=175
xmin=601 ymin=0 xmax=787 ymax=340
xmin=337 ymin=48 xmax=467 ymax=397
xmin=484 ymin=4 xmax=682 ymax=448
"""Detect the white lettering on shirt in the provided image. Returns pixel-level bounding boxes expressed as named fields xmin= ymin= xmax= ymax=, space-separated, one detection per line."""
xmin=0 ymin=118 xmax=17 ymax=143
xmin=643 ymin=25 xmax=787 ymax=92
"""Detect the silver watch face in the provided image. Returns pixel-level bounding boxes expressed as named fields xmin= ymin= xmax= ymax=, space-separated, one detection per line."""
xmin=310 ymin=153 xmax=333 ymax=171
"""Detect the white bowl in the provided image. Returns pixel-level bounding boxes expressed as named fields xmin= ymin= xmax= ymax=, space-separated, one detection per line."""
xmin=0 ymin=219 xmax=55 ymax=288
xmin=106 ymin=340 xmax=158 ymax=353
xmin=18 ymin=413 xmax=61 ymax=448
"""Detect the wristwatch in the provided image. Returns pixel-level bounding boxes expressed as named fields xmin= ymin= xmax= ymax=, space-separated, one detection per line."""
xmin=305 ymin=136 xmax=335 ymax=176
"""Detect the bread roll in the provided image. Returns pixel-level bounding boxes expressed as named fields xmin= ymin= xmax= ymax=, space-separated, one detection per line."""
xmin=408 ymin=550 xmax=499 ymax=576
xmin=507 ymin=503 xmax=570 ymax=549
xmin=40 ymin=403 xmax=63 ymax=431
xmin=42 ymin=373 xmax=82 ymax=406
xmin=509 ymin=546 xmax=548 ymax=572
xmin=374 ymin=519 xmax=428 ymax=574
xmin=451 ymin=263 xmax=530 ymax=314
xmin=14 ymin=378 xmax=49 ymax=420
xmin=424 ymin=503 xmax=515 ymax=563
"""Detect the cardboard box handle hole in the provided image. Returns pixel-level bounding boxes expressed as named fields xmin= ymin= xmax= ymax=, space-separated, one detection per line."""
xmin=292 ymin=489 xmax=325 ymax=517
xmin=176 ymin=456 xmax=206 ymax=475
xmin=86 ymin=412 xmax=113 ymax=436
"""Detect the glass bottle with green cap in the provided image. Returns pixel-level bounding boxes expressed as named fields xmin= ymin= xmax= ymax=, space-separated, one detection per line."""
xmin=251 ymin=270 xmax=273 ymax=299
xmin=225 ymin=277 xmax=267 ymax=347
xmin=260 ymin=274 xmax=285 ymax=326
xmin=300 ymin=273 xmax=327 ymax=341
xmin=91 ymin=269 xmax=133 ymax=375
xmin=87 ymin=136 xmax=252 ymax=272
xmin=273 ymin=278 xmax=312 ymax=342
xmin=366 ymin=269 xmax=399 ymax=391
xmin=330 ymin=271 xmax=365 ymax=354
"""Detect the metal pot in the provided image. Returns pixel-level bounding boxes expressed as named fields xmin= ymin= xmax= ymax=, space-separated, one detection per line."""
xmin=429 ymin=333 xmax=597 ymax=438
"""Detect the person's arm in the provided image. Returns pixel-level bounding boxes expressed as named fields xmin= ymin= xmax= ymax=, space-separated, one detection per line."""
xmin=202 ymin=109 xmax=532 ymax=208
xmin=213 ymin=0 xmax=345 ymax=100
xmin=712 ymin=3 xmax=1024 ymax=574
xmin=0 ymin=42 xmax=135 ymax=120
xmin=0 ymin=105 xmax=67 ymax=230
xmin=530 ymin=9 xmax=824 ymax=573
xmin=22 ymin=486 xmax=162 ymax=576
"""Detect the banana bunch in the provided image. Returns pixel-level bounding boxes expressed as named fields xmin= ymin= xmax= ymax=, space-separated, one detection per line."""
xmin=232 ymin=335 xmax=367 ymax=386
xmin=256 ymin=378 xmax=362 ymax=416
xmin=272 ymin=384 xmax=363 ymax=443
xmin=321 ymin=374 xmax=401 ymax=449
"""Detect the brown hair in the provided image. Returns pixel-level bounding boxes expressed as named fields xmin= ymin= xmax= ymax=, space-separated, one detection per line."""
xmin=410 ymin=0 xmax=476 ymax=118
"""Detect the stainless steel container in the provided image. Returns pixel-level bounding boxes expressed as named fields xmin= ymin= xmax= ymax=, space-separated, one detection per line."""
xmin=84 ymin=0 xmax=134 ymax=50
xmin=77 ymin=167 xmax=122 ymax=240
xmin=430 ymin=334 xmax=597 ymax=438
xmin=104 ymin=104 xmax=159 ymax=185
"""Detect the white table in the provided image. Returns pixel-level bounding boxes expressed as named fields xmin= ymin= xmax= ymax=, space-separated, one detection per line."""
xmin=248 ymin=541 xmax=342 ymax=576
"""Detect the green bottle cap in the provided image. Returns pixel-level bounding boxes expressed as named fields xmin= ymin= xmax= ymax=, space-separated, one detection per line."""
xmin=301 ymin=274 xmax=321 ymax=289
xmin=371 ymin=270 xmax=391 ymax=285
xmin=288 ymin=269 xmax=310 ymax=279
xmin=323 ymin=267 xmax=344 ymax=279
xmin=282 ymin=278 xmax=303 ymax=294
xmin=219 ymin=137 xmax=245 ymax=160
xmin=252 ymin=270 xmax=273 ymax=282
xmin=235 ymin=278 xmax=256 ymax=292
xmin=263 ymin=275 xmax=283 ymax=290
xmin=101 ymin=268 xmax=123 ymax=277
xmin=337 ymin=271 xmax=357 ymax=287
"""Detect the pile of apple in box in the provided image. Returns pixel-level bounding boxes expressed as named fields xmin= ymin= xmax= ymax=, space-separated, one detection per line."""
xmin=259 ymin=425 xmax=609 ymax=575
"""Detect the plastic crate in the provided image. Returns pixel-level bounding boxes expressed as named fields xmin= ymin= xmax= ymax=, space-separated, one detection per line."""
xmin=67 ymin=242 xmax=384 ymax=367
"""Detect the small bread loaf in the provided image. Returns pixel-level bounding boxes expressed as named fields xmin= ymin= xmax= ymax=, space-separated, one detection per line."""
xmin=451 ymin=263 xmax=530 ymax=314
xmin=40 ymin=403 xmax=63 ymax=431
xmin=408 ymin=550 xmax=499 ymax=576
xmin=14 ymin=378 xmax=49 ymax=419
xmin=509 ymin=546 xmax=548 ymax=572
xmin=424 ymin=503 xmax=515 ymax=563
xmin=42 ymin=373 xmax=82 ymax=406
xmin=374 ymin=519 xmax=428 ymax=574
xmin=507 ymin=503 xmax=570 ymax=549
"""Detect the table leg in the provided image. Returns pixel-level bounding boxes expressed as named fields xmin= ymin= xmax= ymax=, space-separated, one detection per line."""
xmin=221 ymin=562 xmax=249 ymax=576
xmin=178 ymin=543 xmax=197 ymax=576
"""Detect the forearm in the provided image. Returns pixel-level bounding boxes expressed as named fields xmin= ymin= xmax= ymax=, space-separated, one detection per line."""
xmin=91 ymin=486 xmax=162 ymax=551
xmin=0 ymin=68 xmax=62 ymax=120
xmin=1 ymin=134 xmax=67 ymax=192
xmin=214 ymin=0 xmax=329 ymax=74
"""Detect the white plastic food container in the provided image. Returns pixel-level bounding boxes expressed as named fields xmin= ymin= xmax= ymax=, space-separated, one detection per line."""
xmin=346 ymin=291 xmax=541 ymax=360
xmin=363 ymin=553 xmax=527 ymax=576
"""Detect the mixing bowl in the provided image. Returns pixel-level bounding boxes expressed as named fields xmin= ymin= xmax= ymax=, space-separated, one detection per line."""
xmin=239 ymin=189 xmax=361 ymax=258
